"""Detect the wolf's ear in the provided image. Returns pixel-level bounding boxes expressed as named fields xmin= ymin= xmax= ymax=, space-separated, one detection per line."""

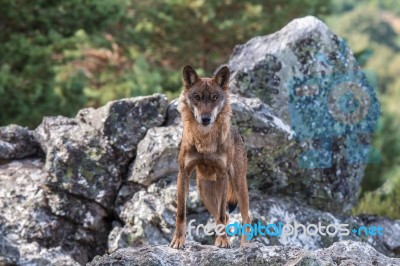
xmin=213 ymin=65 xmax=230 ymax=90
xmin=183 ymin=65 xmax=199 ymax=89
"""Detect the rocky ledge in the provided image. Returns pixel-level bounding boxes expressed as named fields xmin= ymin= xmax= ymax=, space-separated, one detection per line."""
xmin=89 ymin=241 xmax=400 ymax=266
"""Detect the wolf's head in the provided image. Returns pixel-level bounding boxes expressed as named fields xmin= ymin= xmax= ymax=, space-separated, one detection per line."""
xmin=181 ymin=65 xmax=230 ymax=126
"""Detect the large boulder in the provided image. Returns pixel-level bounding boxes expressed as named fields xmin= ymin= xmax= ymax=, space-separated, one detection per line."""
xmin=228 ymin=16 xmax=380 ymax=213
xmin=88 ymin=241 xmax=400 ymax=266
xmin=243 ymin=193 xmax=400 ymax=257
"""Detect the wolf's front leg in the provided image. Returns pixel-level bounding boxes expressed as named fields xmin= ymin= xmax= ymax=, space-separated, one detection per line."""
xmin=170 ymin=170 xmax=189 ymax=249
xmin=214 ymin=173 xmax=231 ymax=248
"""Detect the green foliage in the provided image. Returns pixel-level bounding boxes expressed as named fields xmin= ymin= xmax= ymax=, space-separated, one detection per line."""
xmin=0 ymin=0 xmax=126 ymax=128
xmin=331 ymin=0 xmax=400 ymax=16
xmin=84 ymin=55 xmax=164 ymax=106
xmin=0 ymin=0 xmax=330 ymax=128
xmin=361 ymin=113 xmax=400 ymax=192
xmin=330 ymin=0 xmax=359 ymax=13
xmin=117 ymin=0 xmax=330 ymax=72
xmin=327 ymin=5 xmax=399 ymax=57
xmin=353 ymin=166 xmax=400 ymax=219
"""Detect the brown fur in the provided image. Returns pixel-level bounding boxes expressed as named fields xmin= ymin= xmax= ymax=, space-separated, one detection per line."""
xmin=170 ymin=65 xmax=251 ymax=249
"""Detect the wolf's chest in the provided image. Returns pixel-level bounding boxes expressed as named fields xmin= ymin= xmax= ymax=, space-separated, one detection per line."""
xmin=185 ymin=151 xmax=228 ymax=179
xmin=194 ymin=141 xmax=218 ymax=154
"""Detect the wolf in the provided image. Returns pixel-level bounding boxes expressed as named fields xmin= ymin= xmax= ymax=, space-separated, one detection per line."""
xmin=170 ymin=65 xmax=251 ymax=249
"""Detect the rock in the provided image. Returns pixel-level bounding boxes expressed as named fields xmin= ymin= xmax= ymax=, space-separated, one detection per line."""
xmin=358 ymin=215 xmax=400 ymax=257
xmin=109 ymin=177 xmax=204 ymax=253
xmin=38 ymin=115 xmax=120 ymax=209
xmin=0 ymin=124 xmax=41 ymax=160
xmin=34 ymin=116 xmax=77 ymax=154
xmin=15 ymin=244 xmax=80 ymax=266
xmin=35 ymin=94 xmax=168 ymax=209
xmin=0 ymin=159 xmax=95 ymax=264
xmin=76 ymin=94 xmax=168 ymax=167
xmin=88 ymin=240 xmax=400 ymax=266
xmin=165 ymin=99 xmax=181 ymax=126
xmin=46 ymin=191 xmax=108 ymax=230
xmin=228 ymin=16 xmax=380 ymax=213
xmin=230 ymin=95 xmax=297 ymax=193
xmin=116 ymin=18 xmax=382 ymax=237
xmin=0 ymin=94 xmax=169 ymax=265
xmin=128 ymin=125 xmax=183 ymax=186
xmin=313 ymin=241 xmax=400 ymax=266
xmin=240 ymin=193 xmax=400 ymax=257
xmin=163 ymin=93 xmax=358 ymax=213
xmin=0 ymin=228 xmax=20 ymax=265
xmin=110 ymin=174 xmax=400 ymax=258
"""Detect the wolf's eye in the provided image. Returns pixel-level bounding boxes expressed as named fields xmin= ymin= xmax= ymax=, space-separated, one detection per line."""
xmin=193 ymin=94 xmax=201 ymax=101
xmin=212 ymin=94 xmax=219 ymax=101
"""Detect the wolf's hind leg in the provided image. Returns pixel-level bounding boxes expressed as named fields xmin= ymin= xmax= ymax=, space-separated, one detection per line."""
xmin=231 ymin=164 xmax=251 ymax=246
xmin=197 ymin=177 xmax=220 ymax=219
xmin=198 ymin=176 xmax=231 ymax=248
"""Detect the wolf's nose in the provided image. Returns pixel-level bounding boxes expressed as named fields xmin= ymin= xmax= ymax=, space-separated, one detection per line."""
xmin=201 ymin=117 xmax=211 ymax=125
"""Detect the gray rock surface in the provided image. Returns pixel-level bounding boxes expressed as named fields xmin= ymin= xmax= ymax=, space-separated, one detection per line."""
xmin=88 ymin=241 xmax=400 ymax=266
xmin=245 ymin=193 xmax=400 ymax=257
xmin=35 ymin=94 xmax=168 ymax=209
xmin=128 ymin=125 xmax=183 ymax=186
xmin=0 ymin=94 xmax=169 ymax=265
xmin=0 ymin=124 xmax=41 ymax=160
xmin=108 ymin=175 xmax=400 ymax=258
xmin=109 ymin=177 xmax=203 ymax=253
xmin=0 ymin=159 xmax=88 ymax=265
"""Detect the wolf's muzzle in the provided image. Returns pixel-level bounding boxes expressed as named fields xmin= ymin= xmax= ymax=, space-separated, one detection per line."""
xmin=201 ymin=116 xmax=211 ymax=126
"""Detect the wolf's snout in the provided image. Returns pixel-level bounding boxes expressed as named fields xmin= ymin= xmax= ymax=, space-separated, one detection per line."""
xmin=201 ymin=116 xmax=211 ymax=126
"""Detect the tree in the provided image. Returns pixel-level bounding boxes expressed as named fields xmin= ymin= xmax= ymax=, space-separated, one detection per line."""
xmin=117 ymin=0 xmax=330 ymax=73
xmin=0 ymin=0 xmax=126 ymax=128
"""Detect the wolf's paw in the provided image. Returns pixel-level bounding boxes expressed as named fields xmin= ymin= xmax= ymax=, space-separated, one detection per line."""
xmin=215 ymin=236 xmax=231 ymax=248
xmin=170 ymin=235 xmax=185 ymax=249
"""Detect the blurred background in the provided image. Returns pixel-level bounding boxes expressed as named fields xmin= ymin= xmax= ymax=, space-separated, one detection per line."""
xmin=0 ymin=0 xmax=399 ymax=218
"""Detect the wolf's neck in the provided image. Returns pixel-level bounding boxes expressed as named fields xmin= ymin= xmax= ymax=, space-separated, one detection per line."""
xmin=180 ymin=103 xmax=231 ymax=154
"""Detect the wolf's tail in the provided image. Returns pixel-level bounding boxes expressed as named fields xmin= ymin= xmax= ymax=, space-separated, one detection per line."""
xmin=227 ymin=181 xmax=238 ymax=213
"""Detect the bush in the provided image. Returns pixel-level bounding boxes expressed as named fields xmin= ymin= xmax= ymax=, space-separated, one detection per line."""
xmin=354 ymin=166 xmax=400 ymax=219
